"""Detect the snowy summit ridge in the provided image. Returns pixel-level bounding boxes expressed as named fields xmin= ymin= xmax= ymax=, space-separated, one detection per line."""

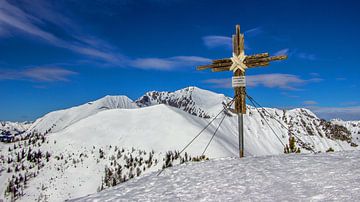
xmin=26 ymin=95 xmax=137 ymax=135
xmin=136 ymin=86 xmax=229 ymax=118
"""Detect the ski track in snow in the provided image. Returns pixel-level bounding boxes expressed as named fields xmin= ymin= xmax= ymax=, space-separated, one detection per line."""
xmin=73 ymin=151 xmax=360 ymax=202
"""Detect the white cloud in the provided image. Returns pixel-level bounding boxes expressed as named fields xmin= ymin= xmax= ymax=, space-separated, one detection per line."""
xmin=202 ymin=27 xmax=262 ymax=50
xmin=297 ymin=52 xmax=316 ymax=61
xmin=274 ymin=48 xmax=317 ymax=61
xmin=0 ymin=67 xmax=77 ymax=82
xmin=203 ymin=78 xmax=231 ymax=88
xmin=247 ymin=74 xmax=322 ymax=90
xmin=202 ymin=35 xmax=232 ymax=49
xmin=0 ymin=0 xmax=213 ymax=71
xmin=308 ymin=106 xmax=360 ymax=121
xmin=244 ymin=27 xmax=263 ymax=37
xmin=309 ymin=72 xmax=320 ymax=77
xmin=303 ymin=100 xmax=318 ymax=105
xmin=204 ymin=73 xmax=322 ymax=90
xmin=129 ymin=56 xmax=211 ymax=70
xmin=274 ymin=48 xmax=289 ymax=56
xmin=0 ymin=0 xmax=122 ymax=63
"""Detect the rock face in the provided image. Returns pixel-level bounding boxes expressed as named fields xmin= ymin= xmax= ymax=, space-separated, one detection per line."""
xmin=331 ymin=119 xmax=360 ymax=145
xmin=136 ymin=87 xmax=229 ymax=118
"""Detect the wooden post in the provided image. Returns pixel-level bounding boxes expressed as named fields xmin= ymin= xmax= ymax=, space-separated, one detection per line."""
xmin=233 ymin=25 xmax=245 ymax=158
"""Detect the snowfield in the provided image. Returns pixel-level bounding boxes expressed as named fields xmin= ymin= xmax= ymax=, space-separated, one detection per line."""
xmin=27 ymin=95 xmax=137 ymax=134
xmin=73 ymin=150 xmax=360 ymax=202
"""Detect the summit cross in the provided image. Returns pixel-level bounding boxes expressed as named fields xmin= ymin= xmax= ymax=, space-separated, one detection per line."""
xmin=196 ymin=24 xmax=287 ymax=157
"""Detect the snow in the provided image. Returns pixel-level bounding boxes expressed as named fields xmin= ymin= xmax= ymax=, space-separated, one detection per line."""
xmin=73 ymin=150 xmax=360 ymax=201
xmin=48 ymin=104 xmax=236 ymax=157
xmin=27 ymin=95 xmax=137 ymax=134
xmin=0 ymin=121 xmax=31 ymax=136
xmin=0 ymin=86 xmax=359 ymax=201
xmin=4 ymin=103 xmax=354 ymax=201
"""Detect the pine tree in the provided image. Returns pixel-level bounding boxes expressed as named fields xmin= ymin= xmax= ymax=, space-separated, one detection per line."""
xmin=289 ymin=136 xmax=296 ymax=152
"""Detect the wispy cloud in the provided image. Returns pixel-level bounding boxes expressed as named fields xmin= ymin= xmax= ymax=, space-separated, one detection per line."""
xmin=308 ymin=106 xmax=360 ymax=121
xmin=309 ymin=72 xmax=320 ymax=77
xmin=0 ymin=0 xmax=122 ymax=63
xmin=303 ymin=100 xmax=318 ymax=105
xmin=297 ymin=52 xmax=316 ymax=61
xmin=244 ymin=27 xmax=263 ymax=37
xmin=202 ymin=27 xmax=262 ymax=50
xmin=0 ymin=67 xmax=77 ymax=82
xmin=129 ymin=56 xmax=211 ymax=70
xmin=281 ymin=92 xmax=299 ymax=98
xmin=202 ymin=35 xmax=232 ymax=50
xmin=204 ymin=73 xmax=322 ymax=90
xmin=340 ymin=101 xmax=359 ymax=106
xmin=0 ymin=0 xmax=212 ymax=71
xmin=274 ymin=48 xmax=317 ymax=61
xmin=274 ymin=48 xmax=290 ymax=56
xmin=203 ymin=78 xmax=232 ymax=88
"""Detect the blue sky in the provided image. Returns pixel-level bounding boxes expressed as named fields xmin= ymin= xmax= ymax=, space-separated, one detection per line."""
xmin=0 ymin=0 xmax=359 ymax=121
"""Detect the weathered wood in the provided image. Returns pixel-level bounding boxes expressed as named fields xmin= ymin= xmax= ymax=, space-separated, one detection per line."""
xmin=196 ymin=62 xmax=232 ymax=70
xmin=247 ymin=62 xmax=269 ymax=68
xmin=245 ymin=55 xmax=287 ymax=65
xmin=234 ymin=35 xmax=239 ymax=56
xmin=236 ymin=25 xmax=240 ymax=55
xmin=213 ymin=58 xmax=232 ymax=64
xmin=239 ymin=33 xmax=244 ymax=54
xmin=267 ymin=55 xmax=287 ymax=61
xmin=245 ymin=52 xmax=269 ymax=60
xmin=196 ymin=65 xmax=213 ymax=70
xmin=212 ymin=66 xmax=230 ymax=72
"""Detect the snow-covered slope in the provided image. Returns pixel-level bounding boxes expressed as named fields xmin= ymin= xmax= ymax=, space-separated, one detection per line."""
xmin=0 ymin=121 xmax=31 ymax=138
xmin=27 ymin=96 xmax=137 ymax=135
xmin=48 ymin=104 xmax=236 ymax=157
xmin=331 ymin=119 xmax=360 ymax=145
xmin=73 ymin=150 xmax=360 ymax=202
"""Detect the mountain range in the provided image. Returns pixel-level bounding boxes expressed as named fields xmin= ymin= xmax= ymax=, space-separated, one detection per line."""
xmin=0 ymin=86 xmax=359 ymax=201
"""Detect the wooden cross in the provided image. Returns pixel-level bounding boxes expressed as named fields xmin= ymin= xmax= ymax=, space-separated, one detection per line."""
xmin=196 ymin=24 xmax=287 ymax=157
xmin=197 ymin=24 xmax=287 ymax=114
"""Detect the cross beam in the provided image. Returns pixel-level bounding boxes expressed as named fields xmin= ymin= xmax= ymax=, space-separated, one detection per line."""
xmin=196 ymin=24 xmax=287 ymax=157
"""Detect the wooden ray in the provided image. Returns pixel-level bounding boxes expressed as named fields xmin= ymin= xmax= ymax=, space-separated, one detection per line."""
xmin=246 ymin=55 xmax=287 ymax=65
xmin=213 ymin=58 xmax=232 ymax=64
xmin=212 ymin=66 xmax=231 ymax=72
xmin=245 ymin=53 xmax=269 ymax=60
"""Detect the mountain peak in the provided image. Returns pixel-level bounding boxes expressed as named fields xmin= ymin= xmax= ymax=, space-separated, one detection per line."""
xmin=136 ymin=86 xmax=229 ymax=118
xmin=27 ymin=95 xmax=137 ymax=134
